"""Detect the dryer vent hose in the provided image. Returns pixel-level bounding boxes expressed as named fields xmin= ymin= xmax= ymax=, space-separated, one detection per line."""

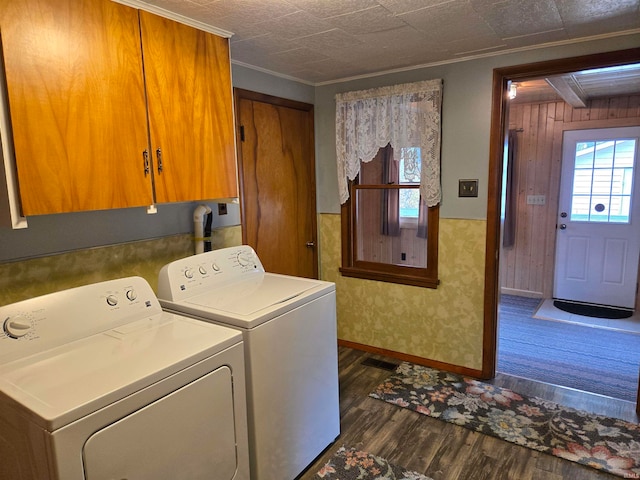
xmin=193 ymin=204 xmax=212 ymax=254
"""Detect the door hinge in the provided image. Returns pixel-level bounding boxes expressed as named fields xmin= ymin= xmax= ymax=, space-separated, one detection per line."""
xmin=240 ymin=125 xmax=245 ymax=142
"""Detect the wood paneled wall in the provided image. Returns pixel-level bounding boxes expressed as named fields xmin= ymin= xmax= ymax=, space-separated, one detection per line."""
xmin=500 ymin=94 xmax=640 ymax=299
xmin=356 ymin=148 xmax=427 ymax=267
xmin=357 ymin=217 xmax=427 ymax=266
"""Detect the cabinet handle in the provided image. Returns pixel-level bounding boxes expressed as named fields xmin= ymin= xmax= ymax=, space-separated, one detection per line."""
xmin=156 ymin=148 xmax=163 ymax=174
xmin=143 ymin=150 xmax=150 ymax=176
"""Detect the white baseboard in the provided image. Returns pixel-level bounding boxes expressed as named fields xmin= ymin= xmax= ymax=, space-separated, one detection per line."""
xmin=501 ymin=288 xmax=543 ymax=299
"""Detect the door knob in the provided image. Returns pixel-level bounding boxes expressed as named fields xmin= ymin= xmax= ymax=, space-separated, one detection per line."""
xmin=306 ymin=241 xmax=315 ymax=248
xmin=559 ymin=224 xmax=567 ymax=230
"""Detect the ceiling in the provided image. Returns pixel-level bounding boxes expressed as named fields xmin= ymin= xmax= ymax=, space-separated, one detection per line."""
xmin=512 ymin=63 xmax=640 ymax=106
xmin=135 ymin=0 xmax=640 ymax=85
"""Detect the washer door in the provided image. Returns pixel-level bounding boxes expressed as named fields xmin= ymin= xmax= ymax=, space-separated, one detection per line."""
xmin=83 ymin=365 xmax=237 ymax=480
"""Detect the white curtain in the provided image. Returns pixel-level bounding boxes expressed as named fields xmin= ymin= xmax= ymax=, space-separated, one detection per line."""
xmin=335 ymin=79 xmax=443 ymax=206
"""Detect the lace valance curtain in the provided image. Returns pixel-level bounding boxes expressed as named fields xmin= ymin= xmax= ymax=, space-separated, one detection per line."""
xmin=335 ymin=79 xmax=443 ymax=206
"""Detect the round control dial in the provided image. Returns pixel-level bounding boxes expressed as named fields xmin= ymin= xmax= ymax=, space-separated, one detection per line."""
xmin=4 ymin=315 xmax=32 ymax=338
xmin=106 ymin=295 xmax=118 ymax=306
xmin=237 ymin=252 xmax=254 ymax=267
xmin=126 ymin=289 xmax=137 ymax=301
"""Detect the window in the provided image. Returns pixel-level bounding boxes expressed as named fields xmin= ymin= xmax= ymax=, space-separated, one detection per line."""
xmin=335 ymin=79 xmax=442 ymax=288
xmin=340 ymin=144 xmax=439 ymax=288
xmin=570 ymin=139 xmax=635 ymax=223
xmin=399 ymin=147 xmax=421 ymax=228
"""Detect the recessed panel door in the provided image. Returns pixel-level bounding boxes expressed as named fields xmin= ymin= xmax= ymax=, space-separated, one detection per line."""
xmin=554 ymin=127 xmax=640 ymax=309
xmin=83 ymin=366 xmax=237 ymax=480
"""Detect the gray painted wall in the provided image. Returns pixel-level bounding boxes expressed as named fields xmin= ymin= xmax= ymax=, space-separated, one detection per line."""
xmin=315 ymin=34 xmax=640 ymax=219
xmin=232 ymin=63 xmax=315 ymax=104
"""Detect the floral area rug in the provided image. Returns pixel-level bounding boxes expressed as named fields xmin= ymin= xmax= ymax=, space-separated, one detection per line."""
xmin=316 ymin=446 xmax=433 ymax=480
xmin=370 ymin=362 xmax=640 ymax=479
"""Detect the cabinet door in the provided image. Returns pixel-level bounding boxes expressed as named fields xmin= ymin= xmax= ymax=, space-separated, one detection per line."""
xmin=0 ymin=0 xmax=152 ymax=215
xmin=139 ymin=11 xmax=238 ymax=204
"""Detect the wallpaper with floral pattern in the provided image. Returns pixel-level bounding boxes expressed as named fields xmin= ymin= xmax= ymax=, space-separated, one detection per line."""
xmin=0 ymin=226 xmax=242 ymax=306
xmin=319 ymin=214 xmax=486 ymax=370
xmin=3 ymin=215 xmax=485 ymax=371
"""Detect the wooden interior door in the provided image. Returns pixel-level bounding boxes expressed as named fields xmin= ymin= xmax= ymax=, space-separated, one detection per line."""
xmin=0 ymin=0 xmax=152 ymax=215
xmin=139 ymin=11 xmax=237 ymax=204
xmin=235 ymin=89 xmax=318 ymax=278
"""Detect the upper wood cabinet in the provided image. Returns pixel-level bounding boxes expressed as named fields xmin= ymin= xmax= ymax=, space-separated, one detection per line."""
xmin=139 ymin=12 xmax=237 ymax=204
xmin=0 ymin=0 xmax=237 ymax=216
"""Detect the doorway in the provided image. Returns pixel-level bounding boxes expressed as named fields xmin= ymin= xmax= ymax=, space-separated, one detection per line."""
xmin=483 ymin=48 xmax=640 ymax=412
xmin=234 ymin=89 xmax=318 ymax=279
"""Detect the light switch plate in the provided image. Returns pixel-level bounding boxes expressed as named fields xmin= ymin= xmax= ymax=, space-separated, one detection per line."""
xmin=458 ymin=179 xmax=478 ymax=197
xmin=527 ymin=195 xmax=546 ymax=205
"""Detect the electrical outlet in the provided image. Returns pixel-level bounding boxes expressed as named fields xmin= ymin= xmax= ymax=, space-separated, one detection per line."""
xmin=218 ymin=203 xmax=228 ymax=215
xmin=458 ymin=179 xmax=478 ymax=197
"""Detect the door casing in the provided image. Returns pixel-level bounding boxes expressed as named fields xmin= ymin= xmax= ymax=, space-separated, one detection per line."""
xmin=484 ymin=48 xmax=640 ymax=380
xmin=234 ymin=89 xmax=318 ymax=279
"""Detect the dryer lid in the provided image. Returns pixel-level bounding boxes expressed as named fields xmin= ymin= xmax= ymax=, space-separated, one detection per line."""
xmin=0 ymin=313 xmax=241 ymax=430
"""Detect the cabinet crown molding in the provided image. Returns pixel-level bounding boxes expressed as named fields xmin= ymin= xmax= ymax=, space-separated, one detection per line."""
xmin=112 ymin=0 xmax=234 ymax=38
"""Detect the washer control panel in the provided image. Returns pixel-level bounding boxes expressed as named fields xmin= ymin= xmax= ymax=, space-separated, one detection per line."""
xmin=0 ymin=277 xmax=161 ymax=364
xmin=157 ymin=245 xmax=265 ymax=301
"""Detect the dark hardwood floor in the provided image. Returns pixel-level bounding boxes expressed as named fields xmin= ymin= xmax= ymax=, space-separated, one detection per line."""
xmin=299 ymin=346 xmax=639 ymax=480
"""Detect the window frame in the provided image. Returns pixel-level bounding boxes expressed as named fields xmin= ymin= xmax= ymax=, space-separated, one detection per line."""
xmin=340 ymin=179 xmax=440 ymax=289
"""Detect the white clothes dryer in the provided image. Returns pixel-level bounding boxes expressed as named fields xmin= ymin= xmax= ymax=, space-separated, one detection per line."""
xmin=0 ymin=276 xmax=250 ymax=480
xmin=158 ymin=246 xmax=340 ymax=480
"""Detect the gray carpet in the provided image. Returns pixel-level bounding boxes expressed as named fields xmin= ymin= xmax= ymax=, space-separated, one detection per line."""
xmin=498 ymin=295 xmax=640 ymax=402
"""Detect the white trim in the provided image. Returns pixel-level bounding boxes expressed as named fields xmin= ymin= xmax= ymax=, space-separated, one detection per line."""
xmin=230 ymin=60 xmax=316 ymax=86
xmin=501 ymin=288 xmax=543 ymax=298
xmin=112 ymin=0 xmax=234 ymax=38
xmin=0 ymin=59 xmax=27 ymax=229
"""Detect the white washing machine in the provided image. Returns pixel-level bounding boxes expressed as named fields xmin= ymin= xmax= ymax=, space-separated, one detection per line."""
xmin=0 ymin=276 xmax=250 ymax=480
xmin=157 ymin=245 xmax=340 ymax=480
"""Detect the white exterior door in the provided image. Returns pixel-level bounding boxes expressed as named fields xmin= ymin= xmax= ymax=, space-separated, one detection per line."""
xmin=554 ymin=126 xmax=640 ymax=309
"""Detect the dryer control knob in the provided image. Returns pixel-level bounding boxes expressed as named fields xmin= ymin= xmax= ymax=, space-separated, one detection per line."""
xmin=185 ymin=269 xmax=194 ymax=279
xmin=126 ymin=289 xmax=137 ymax=301
xmin=4 ymin=316 xmax=31 ymax=338
xmin=106 ymin=295 xmax=118 ymax=306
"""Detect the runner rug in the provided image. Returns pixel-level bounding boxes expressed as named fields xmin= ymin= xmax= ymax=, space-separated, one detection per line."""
xmin=370 ymin=362 xmax=640 ymax=479
xmin=315 ymin=445 xmax=433 ymax=480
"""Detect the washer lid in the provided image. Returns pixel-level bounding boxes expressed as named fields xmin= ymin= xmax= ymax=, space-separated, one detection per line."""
xmin=0 ymin=313 xmax=241 ymax=431
xmin=185 ymin=273 xmax=320 ymax=316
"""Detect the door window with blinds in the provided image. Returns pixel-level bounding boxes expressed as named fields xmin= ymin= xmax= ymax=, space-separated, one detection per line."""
xmin=570 ymin=138 xmax=636 ymax=223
